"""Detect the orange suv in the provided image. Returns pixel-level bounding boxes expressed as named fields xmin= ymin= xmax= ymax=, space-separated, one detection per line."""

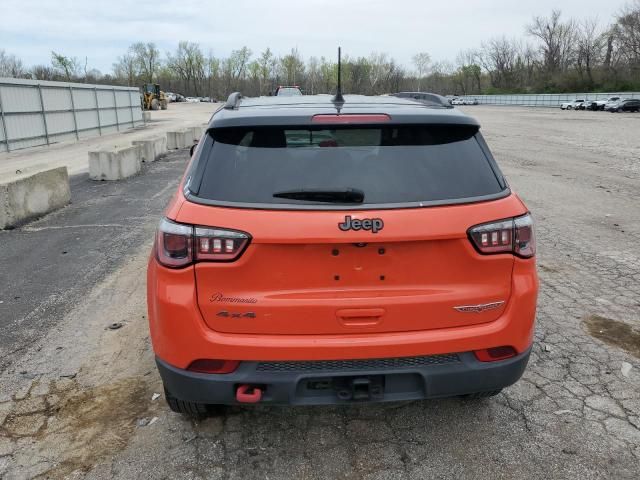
xmin=147 ymin=93 xmax=538 ymax=414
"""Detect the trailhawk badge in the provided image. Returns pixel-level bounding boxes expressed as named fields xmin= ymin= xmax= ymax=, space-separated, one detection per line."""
xmin=338 ymin=215 xmax=384 ymax=234
xmin=454 ymin=301 xmax=505 ymax=313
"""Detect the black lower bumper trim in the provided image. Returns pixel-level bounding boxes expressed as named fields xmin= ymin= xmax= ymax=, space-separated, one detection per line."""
xmin=157 ymin=348 xmax=531 ymax=406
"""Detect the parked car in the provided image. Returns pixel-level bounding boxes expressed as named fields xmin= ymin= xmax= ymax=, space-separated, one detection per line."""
xmin=583 ymin=101 xmax=600 ymax=111
xmin=594 ymin=96 xmax=621 ymax=111
xmin=463 ymin=98 xmax=479 ymax=105
xmin=393 ymin=92 xmax=452 ymax=108
xmin=275 ymin=86 xmax=303 ymax=96
xmin=606 ymin=99 xmax=640 ymax=113
xmin=451 ymin=98 xmax=464 ymax=105
xmin=148 ymin=92 xmax=538 ymax=415
xmin=174 ymin=94 xmax=186 ymax=102
xmin=165 ymin=92 xmax=177 ymax=102
xmin=560 ymin=99 xmax=586 ymax=110
xmin=185 ymin=97 xmax=199 ymax=103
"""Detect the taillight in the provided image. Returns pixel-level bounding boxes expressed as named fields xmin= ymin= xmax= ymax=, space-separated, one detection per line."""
xmin=155 ymin=218 xmax=250 ymax=268
xmin=194 ymin=226 xmax=250 ymax=262
xmin=156 ymin=218 xmax=193 ymax=268
xmin=468 ymin=213 xmax=535 ymax=258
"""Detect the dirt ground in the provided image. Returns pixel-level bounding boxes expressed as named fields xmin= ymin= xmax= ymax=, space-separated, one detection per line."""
xmin=0 ymin=105 xmax=639 ymax=479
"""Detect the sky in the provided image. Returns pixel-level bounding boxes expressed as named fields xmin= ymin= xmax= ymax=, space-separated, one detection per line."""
xmin=0 ymin=0 xmax=630 ymax=73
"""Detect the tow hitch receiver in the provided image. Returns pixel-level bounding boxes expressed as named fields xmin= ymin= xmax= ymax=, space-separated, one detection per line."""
xmin=236 ymin=384 xmax=263 ymax=403
xmin=335 ymin=376 xmax=384 ymax=401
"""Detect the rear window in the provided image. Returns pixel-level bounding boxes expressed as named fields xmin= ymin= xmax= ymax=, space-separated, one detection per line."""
xmin=193 ymin=125 xmax=505 ymax=208
xmin=276 ymin=88 xmax=302 ymax=96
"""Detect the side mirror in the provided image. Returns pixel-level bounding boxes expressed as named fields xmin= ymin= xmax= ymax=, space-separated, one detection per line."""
xmin=190 ymin=140 xmax=199 ymax=158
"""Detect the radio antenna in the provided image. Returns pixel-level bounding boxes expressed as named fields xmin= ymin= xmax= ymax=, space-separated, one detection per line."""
xmin=332 ymin=47 xmax=345 ymax=104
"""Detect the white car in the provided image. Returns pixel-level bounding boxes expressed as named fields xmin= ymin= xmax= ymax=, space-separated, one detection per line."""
xmin=560 ymin=99 xmax=586 ymax=110
xmin=185 ymin=97 xmax=199 ymax=103
xmin=451 ymin=98 xmax=463 ymax=105
xmin=463 ymin=98 xmax=479 ymax=105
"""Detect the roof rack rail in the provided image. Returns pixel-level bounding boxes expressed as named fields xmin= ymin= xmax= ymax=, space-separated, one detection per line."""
xmin=224 ymin=92 xmax=243 ymax=110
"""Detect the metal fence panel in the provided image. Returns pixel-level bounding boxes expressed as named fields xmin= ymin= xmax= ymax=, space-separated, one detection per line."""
xmin=41 ymin=88 xmax=72 ymax=111
xmin=0 ymin=77 xmax=144 ymax=153
xmin=457 ymin=92 xmax=640 ymax=107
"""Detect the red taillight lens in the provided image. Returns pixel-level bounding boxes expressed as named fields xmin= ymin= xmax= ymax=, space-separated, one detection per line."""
xmin=474 ymin=346 xmax=517 ymax=362
xmin=155 ymin=218 xmax=250 ymax=268
xmin=156 ymin=218 xmax=193 ymax=268
xmin=195 ymin=226 xmax=250 ymax=262
xmin=187 ymin=359 xmax=240 ymax=374
xmin=514 ymin=214 xmax=536 ymax=258
xmin=311 ymin=114 xmax=391 ymax=124
xmin=468 ymin=213 xmax=535 ymax=258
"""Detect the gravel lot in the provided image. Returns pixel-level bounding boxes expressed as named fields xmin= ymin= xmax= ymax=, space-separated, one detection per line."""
xmin=0 ymin=105 xmax=639 ymax=479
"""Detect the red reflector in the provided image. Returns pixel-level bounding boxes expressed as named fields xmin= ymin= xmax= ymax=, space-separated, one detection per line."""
xmin=187 ymin=359 xmax=240 ymax=374
xmin=474 ymin=346 xmax=517 ymax=362
xmin=311 ymin=114 xmax=391 ymax=124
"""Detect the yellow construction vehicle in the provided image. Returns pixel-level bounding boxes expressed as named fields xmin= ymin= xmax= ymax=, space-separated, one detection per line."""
xmin=141 ymin=83 xmax=168 ymax=110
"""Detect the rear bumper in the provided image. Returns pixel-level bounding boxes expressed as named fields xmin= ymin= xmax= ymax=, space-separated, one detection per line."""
xmin=157 ymin=346 xmax=531 ymax=406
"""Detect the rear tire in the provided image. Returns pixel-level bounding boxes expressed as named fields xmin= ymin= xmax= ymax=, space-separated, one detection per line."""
xmin=151 ymin=98 xmax=160 ymax=111
xmin=567 ymin=105 xmax=572 ymax=110
xmin=461 ymin=389 xmax=502 ymax=399
xmin=161 ymin=100 xmax=168 ymax=110
xmin=165 ymin=388 xmax=208 ymax=417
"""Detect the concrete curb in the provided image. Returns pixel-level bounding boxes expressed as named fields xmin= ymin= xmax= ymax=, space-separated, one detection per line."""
xmin=89 ymin=145 xmax=142 ymax=181
xmin=0 ymin=167 xmax=71 ymax=229
xmin=132 ymin=136 xmax=167 ymax=163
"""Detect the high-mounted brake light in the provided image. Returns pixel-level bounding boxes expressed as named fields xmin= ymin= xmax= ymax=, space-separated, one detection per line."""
xmin=311 ymin=114 xmax=391 ymax=124
xmin=468 ymin=213 xmax=535 ymax=258
xmin=155 ymin=218 xmax=250 ymax=268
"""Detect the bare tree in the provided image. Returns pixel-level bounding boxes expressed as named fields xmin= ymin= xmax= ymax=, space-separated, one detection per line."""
xmin=527 ymin=10 xmax=577 ymax=74
xmin=167 ymin=41 xmax=205 ymax=95
xmin=130 ymin=42 xmax=160 ymax=83
xmin=576 ymin=18 xmax=606 ymax=86
xmin=614 ymin=0 xmax=640 ymax=64
xmin=0 ymin=49 xmax=26 ymax=78
xmin=113 ymin=53 xmax=137 ymax=86
xmin=258 ymin=48 xmax=274 ymax=94
xmin=478 ymin=37 xmax=521 ymax=89
xmin=412 ymin=52 xmax=431 ymax=90
xmin=280 ymin=48 xmax=305 ymax=85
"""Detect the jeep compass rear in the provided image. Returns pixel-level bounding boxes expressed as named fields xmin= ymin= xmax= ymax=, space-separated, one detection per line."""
xmin=147 ymin=93 xmax=538 ymax=414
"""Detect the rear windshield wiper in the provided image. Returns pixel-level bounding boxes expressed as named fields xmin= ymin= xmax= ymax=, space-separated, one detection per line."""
xmin=273 ymin=188 xmax=364 ymax=204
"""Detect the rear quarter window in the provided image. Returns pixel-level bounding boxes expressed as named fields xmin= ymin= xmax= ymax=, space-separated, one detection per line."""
xmin=190 ymin=125 xmax=506 ymax=209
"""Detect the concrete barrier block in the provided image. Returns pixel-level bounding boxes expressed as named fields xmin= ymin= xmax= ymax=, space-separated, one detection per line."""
xmin=0 ymin=167 xmax=71 ymax=229
xmin=189 ymin=126 xmax=204 ymax=142
xmin=132 ymin=136 xmax=167 ymax=163
xmin=142 ymin=112 xmax=151 ymax=122
xmin=167 ymin=129 xmax=191 ymax=149
xmin=89 ymin=145 xmax=142 ymax=181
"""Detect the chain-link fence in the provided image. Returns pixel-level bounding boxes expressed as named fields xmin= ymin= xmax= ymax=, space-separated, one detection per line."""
xmin=0 ymin=78 xmax=144 ymax=153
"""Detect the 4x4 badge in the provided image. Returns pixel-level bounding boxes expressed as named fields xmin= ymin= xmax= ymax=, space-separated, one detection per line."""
xmin=339 ymin=215 xmax=384 ymax=234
